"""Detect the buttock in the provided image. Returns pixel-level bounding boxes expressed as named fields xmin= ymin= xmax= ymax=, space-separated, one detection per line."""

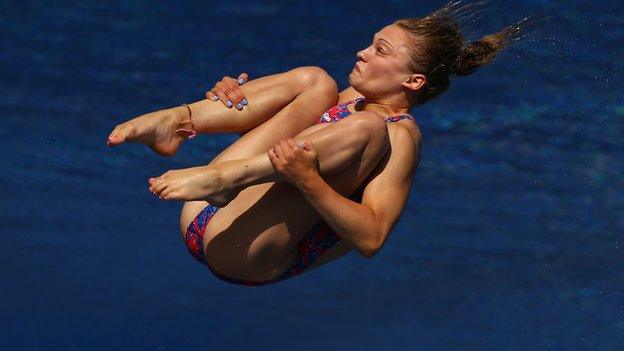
xmin=184 ymin=202 xmax=342 ymax=286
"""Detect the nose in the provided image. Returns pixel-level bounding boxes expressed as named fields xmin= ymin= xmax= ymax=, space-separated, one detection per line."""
xmin=356 ymin=49 xmax=366 ymax=62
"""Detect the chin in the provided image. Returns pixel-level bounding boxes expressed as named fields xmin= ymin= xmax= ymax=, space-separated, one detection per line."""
xmin=348 ymin=75 xmax=361 ymax=89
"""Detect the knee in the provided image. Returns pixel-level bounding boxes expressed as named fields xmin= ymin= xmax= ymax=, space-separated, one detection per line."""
xmin=288 ymin=66 xmax=338 ymax=96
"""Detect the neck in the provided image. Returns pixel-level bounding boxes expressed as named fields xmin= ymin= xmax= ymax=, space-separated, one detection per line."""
xmin=359 ymin=96 xmax=411 ymax=117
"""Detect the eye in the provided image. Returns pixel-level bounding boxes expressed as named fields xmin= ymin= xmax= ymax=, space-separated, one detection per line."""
xmin=376 ymin=47 xmax=385 ymax=54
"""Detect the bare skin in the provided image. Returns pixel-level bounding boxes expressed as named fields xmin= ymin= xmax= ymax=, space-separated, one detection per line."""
xmin=165 ymin=109 xmax=419 ymax=281
xmin=107 ymin=66 xmax=338 ymax=157
xmin=172 ymin=24 xmax=423 ymax=281
xmin=147 ymin=112 xmax=390 ymax=203
xmin=109 ymin=24 xmax=424 ymax=283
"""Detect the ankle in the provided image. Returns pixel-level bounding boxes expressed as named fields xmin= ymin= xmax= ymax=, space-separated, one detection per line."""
xmin=171 ymin=105 xmax=197 ymax=139
xmin=170 ymin=106 xmax=192 ymax=130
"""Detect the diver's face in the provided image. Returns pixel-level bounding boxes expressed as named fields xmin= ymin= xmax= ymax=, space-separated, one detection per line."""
xmin=349 ymin=24 xmax=414 ymax=98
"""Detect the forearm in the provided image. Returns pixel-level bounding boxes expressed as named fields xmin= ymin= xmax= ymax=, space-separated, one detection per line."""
xmin=221 ymin=154 xmax=380 ymax=257
xmin=298 ymin=173 xmax=380 ymax=258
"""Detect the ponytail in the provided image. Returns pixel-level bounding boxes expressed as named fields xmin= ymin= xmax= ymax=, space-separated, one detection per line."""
xmin=453 ymin=24 xmax=525 ymax=76
xmin=395 ymin=2 xmax=533 ymax=105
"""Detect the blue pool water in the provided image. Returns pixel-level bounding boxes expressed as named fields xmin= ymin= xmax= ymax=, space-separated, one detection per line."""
xmin=1 ymin=1 xmax=622 ymax=350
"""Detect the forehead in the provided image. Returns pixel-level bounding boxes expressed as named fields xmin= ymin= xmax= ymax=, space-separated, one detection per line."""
xmin=375 ymin=24 xmax=412 ymax=49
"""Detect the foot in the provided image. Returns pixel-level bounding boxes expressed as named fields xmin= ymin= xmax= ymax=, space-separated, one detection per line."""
xmin=106 ymin=106 xmax=193 ymax=157
xmin=148 ymin=164 xmax=243 ymax=206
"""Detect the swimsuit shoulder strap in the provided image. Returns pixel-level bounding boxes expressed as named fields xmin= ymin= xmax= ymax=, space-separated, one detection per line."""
xmin=341 ymin=97 xmax=365 ymax=107
xmin=384 ymin=114 xmax=417 ymax=124
xmin=346 ymin=98 xmax=417 ymax=124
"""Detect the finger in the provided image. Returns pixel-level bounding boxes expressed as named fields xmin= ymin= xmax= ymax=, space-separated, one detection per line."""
xmin=219 ymin=78 xmax=237 ymax=108
xmin=280 ymin=140 xmax=294 ymax=158
xmin=269 ymin=146 xmax=280 ymax=159
xmin=212 ymin=87 xmax=233 ymax=108
xmin=205 ymin=90 xmax=219 ymax=101
xmin=227 ymin=79 xmax=247 ymax=110
xmin=274 ymin=143 xmax=286 ymax=159
xmin=286 ymin=138 xmax=300 ymax=151
xmin=223 ymin=79 xmax=246 ymax=110
xmin=234 ymin=88 xmax=248 ymax=109
xmin=237 ymin=73 xmax=249 ymax=85
xmin=235 ymin=73 xmax=249 ymax=106
xmin=206 ymin=80 xmax=221 ymax=101
xmin=302 ymin=140 xmax=316 ymax=152
xmin=267 ymin=147 xmax=279 ymax=166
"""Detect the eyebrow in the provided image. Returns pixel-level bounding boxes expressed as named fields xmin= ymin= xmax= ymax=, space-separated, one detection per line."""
xmin=373 ymin=34 xmax=394 ymax=48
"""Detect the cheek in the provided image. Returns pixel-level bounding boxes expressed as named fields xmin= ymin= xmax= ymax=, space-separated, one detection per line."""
xmin=368 ymin=62 xmax=400 ymax=85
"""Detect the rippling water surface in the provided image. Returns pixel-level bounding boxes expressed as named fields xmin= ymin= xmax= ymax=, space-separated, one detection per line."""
xmin=1 ymin=1 xmax=622 ymax=350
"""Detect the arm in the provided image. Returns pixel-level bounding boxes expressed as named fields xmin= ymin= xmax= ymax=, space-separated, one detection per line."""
xmin=297 ymin=124 xmax=421 ymax=258
xmin=207 ymin=69 xmax=357 ymax=110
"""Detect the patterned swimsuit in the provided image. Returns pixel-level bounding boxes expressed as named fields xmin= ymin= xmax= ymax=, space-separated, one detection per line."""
xmin=184 ymin=97 xmax=416 ymax=286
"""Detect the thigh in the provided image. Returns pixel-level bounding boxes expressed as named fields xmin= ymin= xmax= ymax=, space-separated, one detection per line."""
xmin=203 ymin=124 xmax=387 ymax=280
xmin=180 ymin=86 xmax=337 ymax=235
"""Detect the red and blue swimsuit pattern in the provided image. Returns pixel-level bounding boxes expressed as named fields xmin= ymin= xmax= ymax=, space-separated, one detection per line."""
xmin=184 ymin=97 xmax=416 ymax=286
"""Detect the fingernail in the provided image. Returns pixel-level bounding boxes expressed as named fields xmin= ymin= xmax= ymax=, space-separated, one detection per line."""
xmin=237 ymin=78 xmax=244 ymax=85
xmin=211 ymin=96 xmax=219 ymax=101
xmin=226 ymin=100 xmax=233 ymax=108
xmin=236 ymin=103 xmax=243 ymax=110
xmin=242 ymin=98 xmax=248 ymax=106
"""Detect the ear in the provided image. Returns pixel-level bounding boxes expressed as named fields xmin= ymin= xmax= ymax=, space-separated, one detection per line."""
xmin=401 ymin=73 xmax=427 ymax=91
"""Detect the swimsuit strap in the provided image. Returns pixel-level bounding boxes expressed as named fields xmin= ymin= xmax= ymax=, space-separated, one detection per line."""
xmin=349 ymin=97 xmax=416 ymax=123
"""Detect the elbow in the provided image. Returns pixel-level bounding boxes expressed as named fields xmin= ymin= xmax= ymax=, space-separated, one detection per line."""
xmin=359 ymin=238 xmax=382 ymax=259
xmin=360 ymin=249 xmax=378 ymax=259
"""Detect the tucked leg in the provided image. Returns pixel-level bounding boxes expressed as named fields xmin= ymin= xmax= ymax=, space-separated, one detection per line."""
xmin=106 ymin=66 xmax=337 ymax=157
xmin=153 ymin=113 xmax=389 ymax=204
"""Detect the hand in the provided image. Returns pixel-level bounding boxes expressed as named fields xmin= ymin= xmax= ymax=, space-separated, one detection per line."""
xmin=268 ymin=138 xmax=319 ymax=188
xmin=205 ymin=73 xmax=249 ymax=111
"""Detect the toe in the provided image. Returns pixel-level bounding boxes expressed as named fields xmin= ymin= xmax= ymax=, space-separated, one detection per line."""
xmin=154 ymin=180 xmax=168 ymax=194
xmin=110 ymin=124 xmax=136 ymax=145
xmin=162 ymin=187 xmax=177 ymax=200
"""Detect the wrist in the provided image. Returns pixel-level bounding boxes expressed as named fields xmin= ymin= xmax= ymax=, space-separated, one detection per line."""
xmin=296 ymin=171 xmax=323 ymax=195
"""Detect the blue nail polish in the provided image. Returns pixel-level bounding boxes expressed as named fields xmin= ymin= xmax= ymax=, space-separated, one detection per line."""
xmin=236 ymin=103 xmax=243 ymax=110
xmin=238 ymin=78 xmax=244 ymax=85
xmin=242 ymin=98 xmax=248 ymax=106
xmin=226 ymin=100 xmax=233 ymax=107
xmin=211 ymin=96 xmax=218 ymax=101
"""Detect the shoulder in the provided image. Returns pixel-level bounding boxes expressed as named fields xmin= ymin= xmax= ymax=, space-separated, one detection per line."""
xmin=337 ymin=86 xmax=364 ymax=104
xmin=387 ymin=121 xmax=422 ymax=159
xmin=355 ymin=121 xmax=419 ymax=190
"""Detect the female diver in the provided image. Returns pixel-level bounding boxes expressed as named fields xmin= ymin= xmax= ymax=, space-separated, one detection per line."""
xmin=106 ymin=1 xmax=532 ymax=286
